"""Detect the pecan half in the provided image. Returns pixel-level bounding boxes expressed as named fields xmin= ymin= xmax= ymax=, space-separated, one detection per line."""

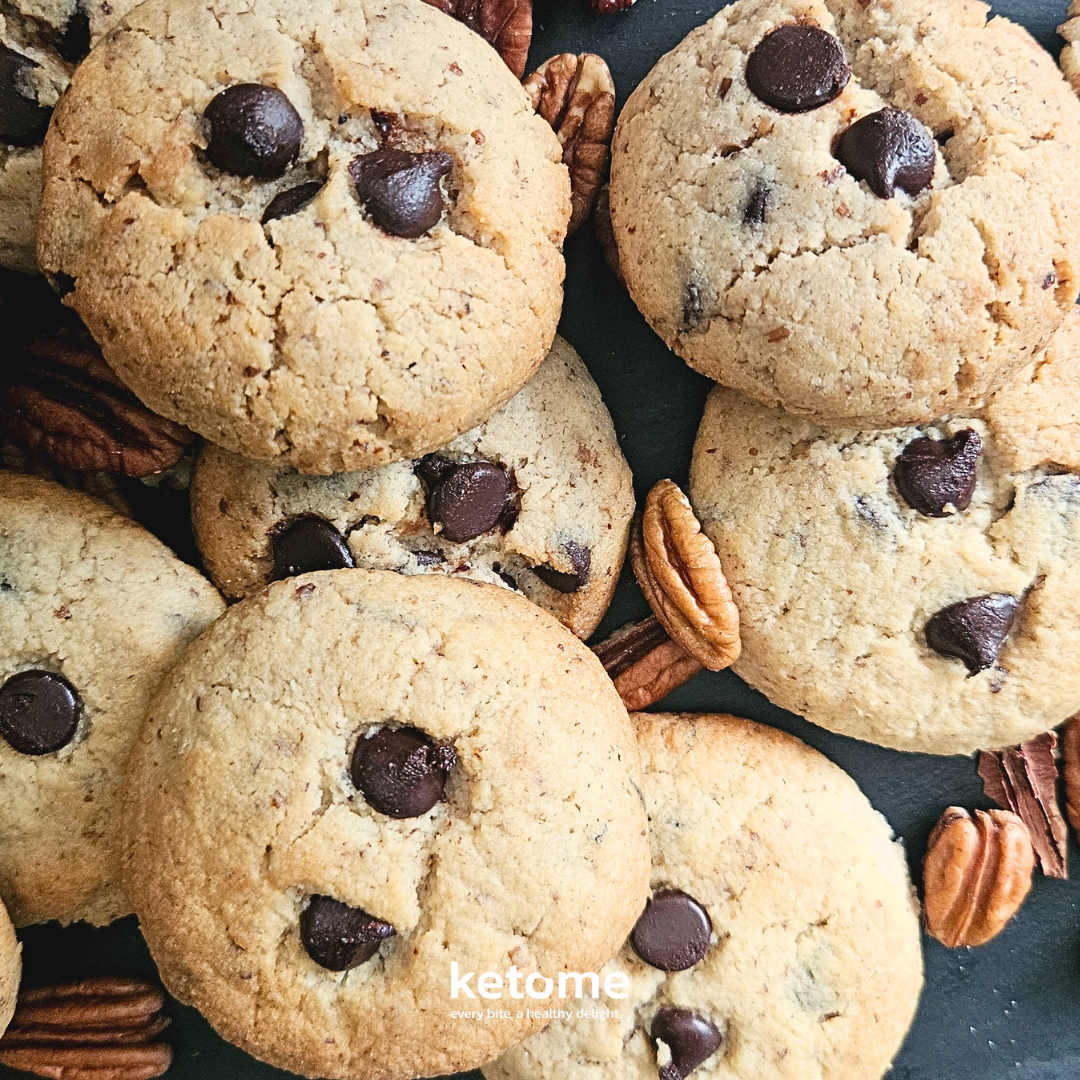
xmin=1061 ymin=714 xmax=1080 ymax=839
xmin=1059 ymin=3 xmax=1080 ymax=96
xmin=0 ymin=976 xmax=172 ymax=1080
xmin=923 ymin=807 xmax=1034 ymax=948
xmin=594 ymin=183 xmax=624 ymax=284
xmin=592 ymin=616 xmax=703 ymax=710
xmin=524 ymin=53 xmax=615 ymax=236
xmin=423 ymin=0 xmax=532 ymax=77
xmin=630 ymin=479 xmax=741 ymax=671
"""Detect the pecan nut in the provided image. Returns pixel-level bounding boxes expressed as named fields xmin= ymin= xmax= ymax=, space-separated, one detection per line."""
xmin=922 ymin=806 xmax=1034 ymax=948
xmin=423 ymin=0 xmax=532 ymax=77
xmin=1059 ymin=3 xmax=1080 ymax=96
xmin=524 ymin=53 xmax=615 ymax=236
xmin=594 ymin=183 xmax=624 ymax=284
xmin=592 ymin=616 xmax=703 ymax=710
xmin=591 ymin=0 xmax=634 ymax=15
xmin=630 ymin=479 xmax=741 ymax=671
xmin=1061 ymin=714 xmax=1080 ymax=839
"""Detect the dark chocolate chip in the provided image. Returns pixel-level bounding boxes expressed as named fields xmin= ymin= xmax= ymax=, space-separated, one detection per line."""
xmin=299 ymin=895 xmax=396 ymax=971
xmin=681 ymin=280 xmax=704 ymax=332
xmin=351 ymin=726 xmax=457 ymax=819
xmin=630 ymin=889 xmax=712 ymax=971
xmin=893 ymin=428 xmax=981 ymax=517
xmin=427 ymin=461 xmax=509 ymax=543
xmin=204 ymin=84 xmax=303 ymax=179
xmin=0 ymin=45 xmax=53 ymax=146
xmin=531 ymin=540 xmax=591 ymax=593
xmin=835 ymin=107 xmax=935 ymax=199
xmin=924 ymin=593 xmax=1020 ymax=675
xmin=743 ymin=179 xmax=770 ymax=226
xmin=349 ymin=147 xmax=454 ymax=239
xmin=0 ymin=669 xmax=80 ymax=755
xmin=745 ymin=24 xmax=850 ymax=113
xmin=651 ymin=1008 xmax=722 ymax=1080
xmin=370 ymin=109 xmax=399 ymax=141
xmin=272 ymin=517 xmax=354 ymax=579
xmin=261 ymin=181 xmax=323 ymax=224
xmin=56 ymin=9 xmax=90 ymax=63
xmin=414 ymin=549 xmax=445 ymax=567
xmin=415 ymin=453 xmax=455 ymax=487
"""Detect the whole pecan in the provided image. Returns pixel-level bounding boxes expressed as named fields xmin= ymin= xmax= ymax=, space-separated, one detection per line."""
xmin=592 ymin=616 xmax=703 ymax=710
xmin=524 ymin=53 xmax=615 ymax=235
xmin=923 ymin=807 xmax=1034 ymax=948
xmin=423 ymin=0 xmax=532 ymax=77
xmin=630 ymin=479 xmax=741 ymax=671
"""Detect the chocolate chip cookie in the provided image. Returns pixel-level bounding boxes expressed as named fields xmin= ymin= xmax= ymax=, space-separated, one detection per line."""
xmin=121 ymin=569 xmax=649 ymax=1080
xmin=485 ymin=712 xmax=923 ymax=1080
xmin=610 ymin=0 xmax=1080 ymax=428
xmin=0 ymin=471 xmax=223 ymax=925
xmin=689 ymin=308 xmax=1080 ymax=755
xmin=0 ymin=899 xmax=19 ymax=1038
xmin=36 ymin=0 xmax=570 ymax=475
xmin=190 ymin=336 xmax=633 ymax=638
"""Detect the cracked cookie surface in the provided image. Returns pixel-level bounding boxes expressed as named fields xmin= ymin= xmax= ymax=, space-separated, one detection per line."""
xmin=121 ymin=569 xmax=649 ymax=1080
xmin=611 ymin=0 xmax=1080 ymax=428
xmin=37 ymin=0 xmax=570 ymax=474
xmin=689 ymin=309 xmax=1080 ymax=755
xmin=484 ymin=712 xmax=922 ymax=1080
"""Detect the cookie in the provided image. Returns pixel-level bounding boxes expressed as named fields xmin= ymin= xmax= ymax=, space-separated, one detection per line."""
xmin=36 ymin=0 xmax=570 ymax=475
xmin=190 ymin=336 xmax=633 ymax=638
xmin=610 ymin=0 xmax=1080 ymax=428
xmin=0 ymin=899 xmax=19 ymax=1038
xmin=121 ymin=569 xmax=650 ymax=1080
xmin=0 ymin=471 xmax=223 ymax=925
xmin=485 ymin=712 xmax=923 ymax=1080
xmin=689 ymin=309 xmax=1080 ymax=755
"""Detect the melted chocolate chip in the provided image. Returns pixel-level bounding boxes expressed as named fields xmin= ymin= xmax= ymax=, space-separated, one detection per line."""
xmin=651 ymin=1008 xmax=722 ymax=1080
xmin=204 ymin=84 xmax=303 ymax=178
xmin=893 ymin=428 xmax=981 ymax=517
xmin=415 ymin=453 xmax=454 ymax=487
xmin=426 ymin=460 xmax=509 ymax=543
xmin=745 ymin=24 xmax=850 ymax=113
xmin=56 ymin=9 xmax=90 ymax=64
xmin=272 ymin=517 xmax=354 ymax=579
xmin=743 ymin=179 xmax=770 ymax=226
xmin=532 ymin=540 xmax=591 ymax=593
xmin=351 ymin=726 xmax=457 ymax=819
xmin=0 ymin=670 xmax=80 ymax=755
xmin=924 ymin=593 xmax=1020 ymax=674
xmin=835 ymin=107 xmax=935 ymax=199
xmin=299 ymin=895 xmax=396 ymax=970
xmin=349 ymin=147 xmax=453 ymax=238
xmin=261 ymin=181 xmax=323 ymax=225
xmin=0 ymin=45 xmax=52 ymax=146
xmin=630 ymin=889 xmax=712 ymax=971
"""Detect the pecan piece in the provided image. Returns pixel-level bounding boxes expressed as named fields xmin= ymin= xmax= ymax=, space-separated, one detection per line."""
xmin=594 ymin=183 xmax=624 ymax=284
xmin=591 ymin=0 xmax=634 ymax=15
xmin=1061 ymin=714 xmax=1080 ymax=838
xmin=923 ymin=807 xmax=1034 ymax=948
xmin=630 ymin=479 xmax=741 ymax=671
xmin=423 ymin=0 xmax=532 ymax=77
xmin=0 ymin=976 xmax=172 ymax=1080
xmin=592 ymin=616 xmax=703 ymax=710
xmin=524 ymin=53 xmax=615 ymax=236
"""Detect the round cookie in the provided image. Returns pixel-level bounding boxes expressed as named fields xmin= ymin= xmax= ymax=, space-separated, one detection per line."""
xmin=610 ymin=0 xmax=1080 ymax=428
xmin=0 ymin=471 xmax=224 ymax=925
xmin=36 ymin=0 xmax=570 ymax=475
xmin=0 ymin=899 xmax=20 ymax=1038
xmin=689 ymin=309 xmax=1080 ymax=755
xmin=121 ymin=570 xmax=650 ymax=1080
xmin=191 ymin=336 xmax=634 ymax=638
xmin=485 ymin=712 xmax=923 ymax=1080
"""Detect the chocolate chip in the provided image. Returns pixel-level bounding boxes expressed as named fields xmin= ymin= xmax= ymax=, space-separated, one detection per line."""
xmin=351 ymin=726 xmax=457 ymax=819
xmin=924 ymin=593 xmax=1020 ymax=674
xmin=835 ymin=107 xmax=935 ymax=199
xmin=426 ymin=461 xmax=509 ymax=543
xmin=272 ymin=517 xmax=354 ymax=579
xmin=630 ymin=888 xmax=712 ymax=971
xmin=893 ymin=428 xmax=981 ymax=517
xmin=745 ymin=24 xmax=850 ymax=113
xmin=651 ymin=1008 xmax=722 ymax=1080
xmin=414 ymin=549 xmax=444 ymax=567
xmin=56 ymin=9 xmax=90 ymax=64
xmin=0 ymin=45 xmax=52 ymax=146
xmin=370 ymin=109 xmax=399 ymax=141
xmin=261 ymin=181 xmax=323 ymax=224
xmin=299 ymin=895 xmax=396 ymax=971
xmin=681 ymin=280 xmax=704 ymax=332
xmin=415 ymin=453 xmax=454 ymax=487
xmin=0 ymin=669 xmax=80 ymax=755
xmin=532 ymin=540 xmax=591 ymax=593
xmin=203 ymin=84 xmax=303 ymax=179
xmin=349 ymin=147 xmax=454 ymax=238
xmin=743 ymin=178 xmax=770 ymax=226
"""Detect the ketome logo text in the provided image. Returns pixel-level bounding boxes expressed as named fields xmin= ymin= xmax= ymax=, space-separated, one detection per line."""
xmin=449 ymin=963 xmax=629 ymax=1000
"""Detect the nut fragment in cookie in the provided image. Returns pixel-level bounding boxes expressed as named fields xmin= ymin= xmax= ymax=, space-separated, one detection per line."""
xmin=0 ymin=670 xmax=80 ymax=756
xmin=425 ymin=460 xmax=510 ymax=543
xmin=650 ymin=1008 xmax=722 ymax=1080
xmin=532 ymin=540 xmax=591 ymax=593
xmin=261 ymin=181 xmax=323 ymax=224
xmin=630 ymin=888 xmax=711 ymax=971
xmin=744 ymin=24 xmax=850 ymax=113
xmin=350 ymin=726 xmax=457 ymax=819
xmin=893 ymin=428 xmax=981 ymax=517
xmin=272 ymin=517 xmax=354 ymax=579
xmin=422 ymin=0 xmax=532 ymax=77
xmin=834 ymin=107 xmax=935 ymax=199
xmin=0 ymin=46 xmax=52 ymax=146
xmin=349 ymin=147 xmax=454 ymax=238
xmin=924 ymin=593 xmax=1020 ymax=675
xmin=299 ymin=895 xmax=396 ymax=971
xmin=203 ymin=83 xmax=303 ymax=178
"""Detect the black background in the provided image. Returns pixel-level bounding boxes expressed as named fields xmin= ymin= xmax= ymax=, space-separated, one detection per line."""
xmin=7 ymin=1 xmax=1080 ymax=1078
